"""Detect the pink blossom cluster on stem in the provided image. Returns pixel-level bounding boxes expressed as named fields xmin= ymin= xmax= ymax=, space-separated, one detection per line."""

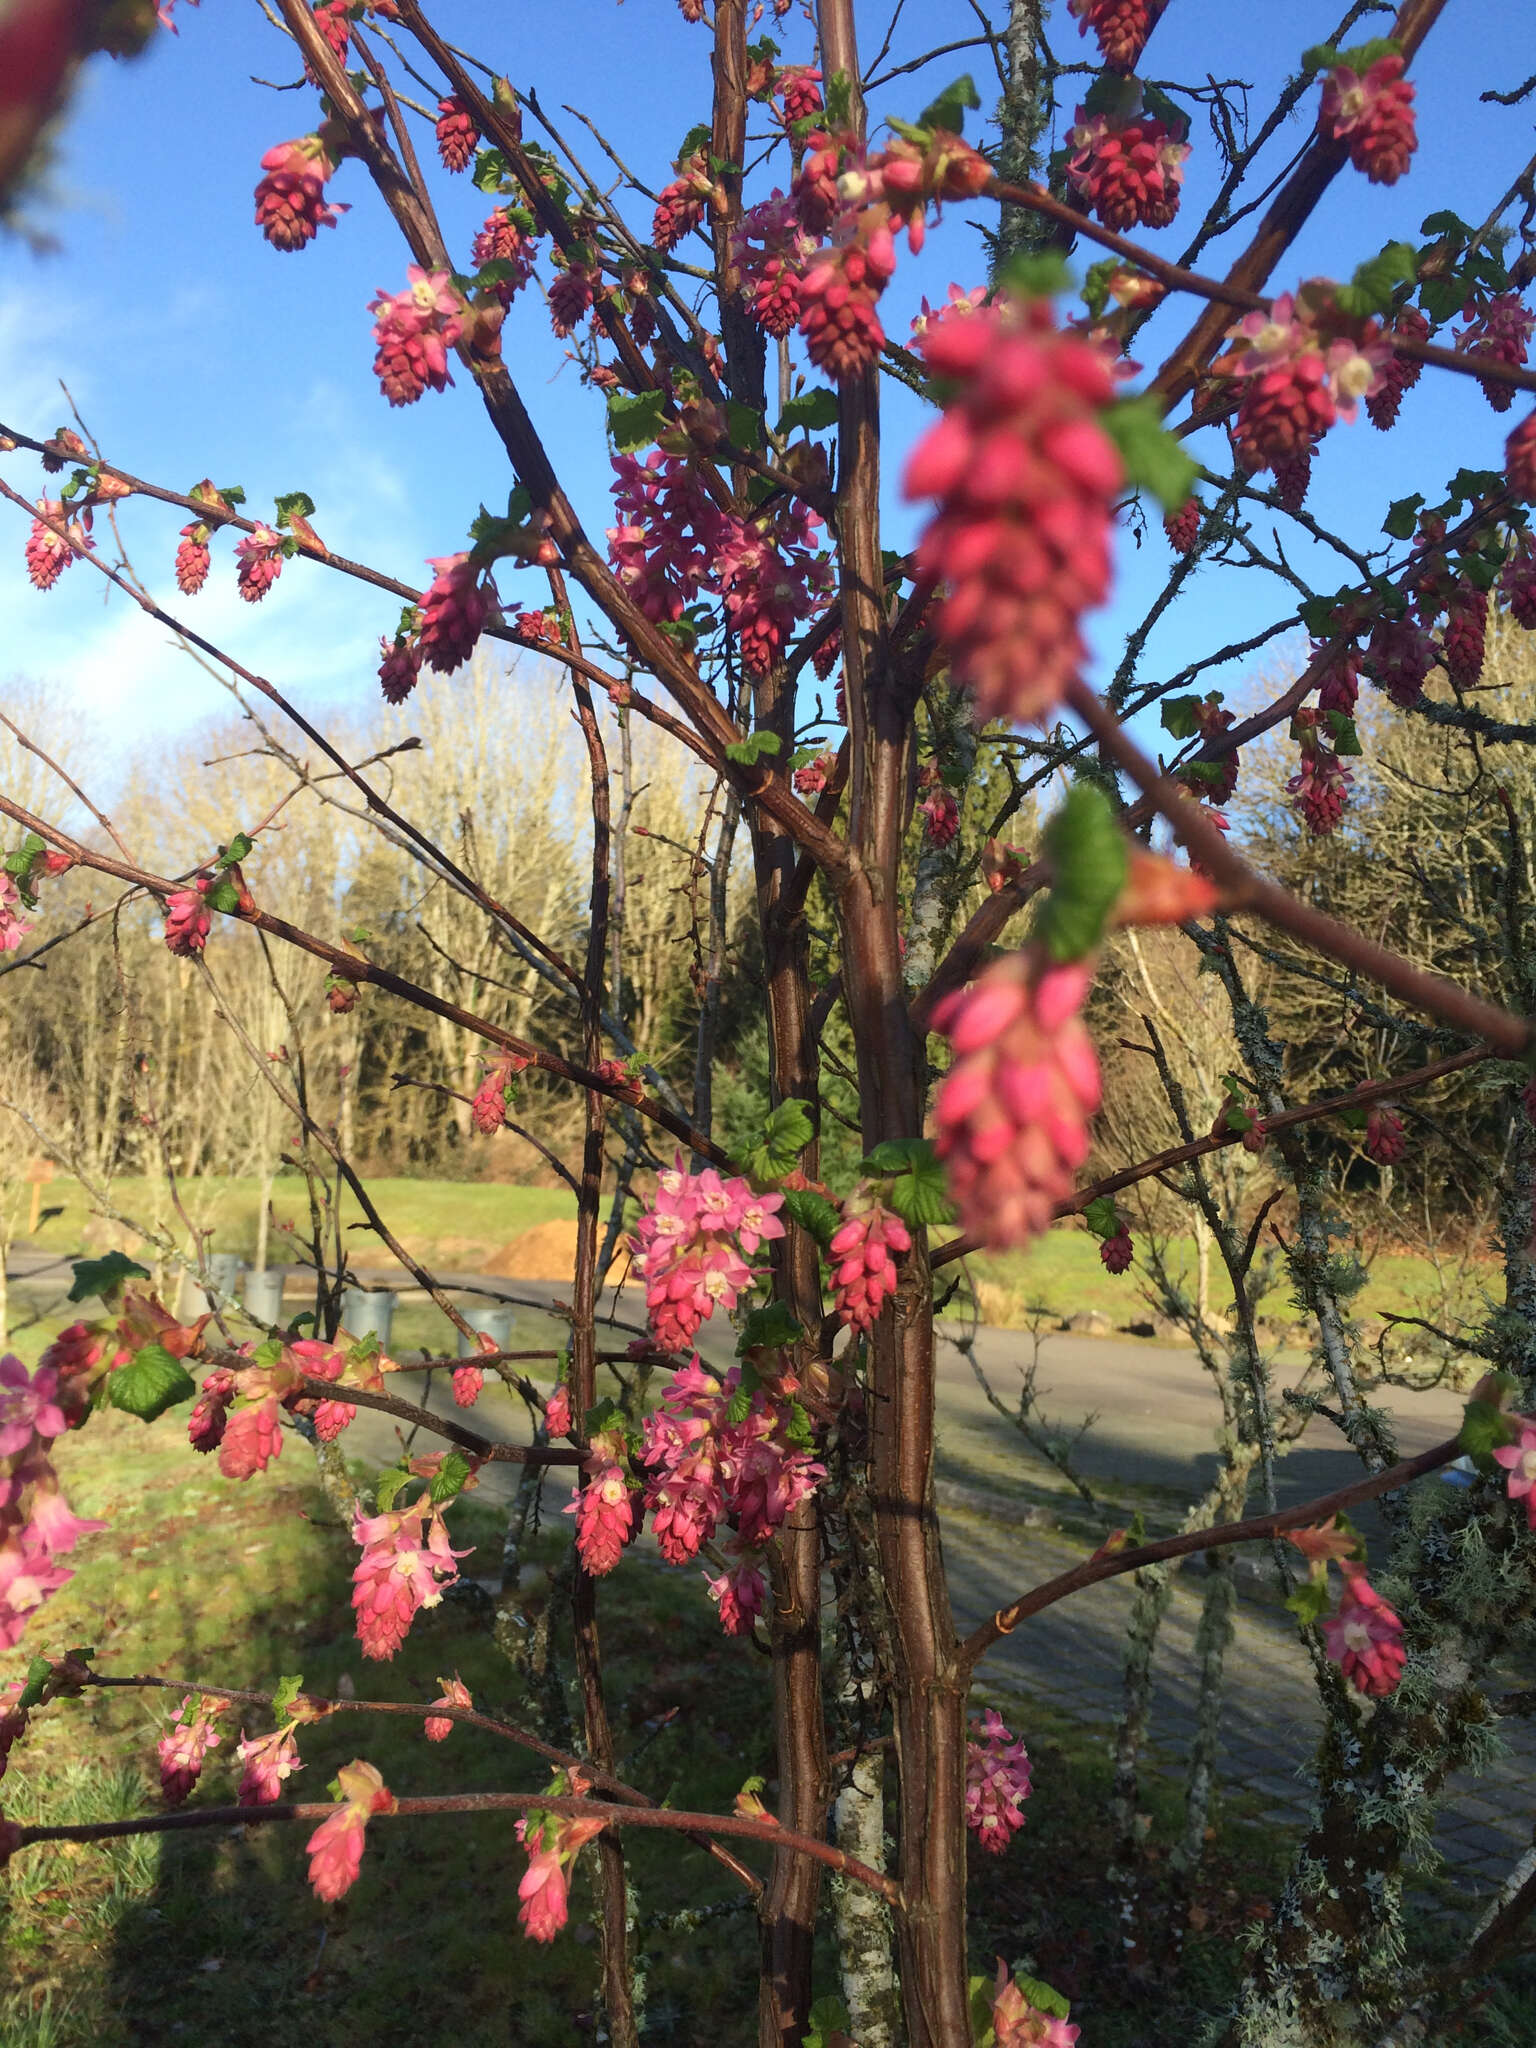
xmin=1065 ymin=100 xmax=1190 ymax=232
xmin=965 ymin=1709 xmax=1032 ymax=1855
xmin=1216 ymin=290 xmax=1389 ymax=475
xmin=630 ymin=1155 xmax=785 ymax=1354
xmin=1318 ymin=54 xmax=1418 ymax=184
xmin=0 ymin=1354 xmax=105 ymax=1652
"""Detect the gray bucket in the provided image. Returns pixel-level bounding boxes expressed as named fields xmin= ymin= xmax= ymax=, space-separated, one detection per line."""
xmin=342 ymin=1287 xmax=396 ymax=1348
xmin=242 ymin=1268 xmax=288 ymax=1326
xmin=176 ymin=1251 xmax=246 ymax=1323
xmin=457 ymin=1303 xmax=513 ymax=1357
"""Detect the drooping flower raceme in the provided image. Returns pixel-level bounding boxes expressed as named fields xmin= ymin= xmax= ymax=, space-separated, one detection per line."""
xmin=1067 ymin=0 xmax=1149 ymax=69
xmin=1320 ymin=1564 xmax=1407 ymax=1697
xmin=903 ymin=300 xmax=1122 ymax=729
xmin=434 ymin=95 xmax=478 ymax=173
xmin=0 ymin=1353 xmax=103 ymax=1651
xmin=931 ymin=949 xmax=1101 ymax=1251
xmin=517 ymin=1796 xmax=608 ymax=1943
xmin=157 ymin=1693 xmax=229 ymax=1804
xmin=566 ymin=1434 xmax=638 ymax=1579
xmin=1318 ymin=54 xmax=1417 ymax=184
xmin=424 ymin=1674 xmax=473 ymax=1741
xmin=828 ymin=1195 xmax=912 ymax=1334
xmin=369 ymin=268 xmax=465 ymax=408
xmin=1365 ymin=1105 xmax=1406 ymax=1165
xmin=965 ymin=1709 xmax=1033 ymax=1854
xmin=234 ymin=524 xmax=284 ymax=603
xmin=237 ymin=1723 xmax=303 ymax=1805
xmin=418 ymin=552 xmax=491 ymax=673
xmin=992 ymin=1963 xmax=1082 ymax=2048
xmin=1457 ymin=292 xmax=1534 ymax=414
xmin=350 ymin=1498 xmax=468 ymax=1660
xmin=254 ymin=135 xmax=345 ymax=250
xmin=1065 ymin=103 xmax=1189 ymax=231
xmin=629 ymin=1160 xmax=785 ymax=1353
xmin=305 ymin=1758 xmax=395 ymax=1901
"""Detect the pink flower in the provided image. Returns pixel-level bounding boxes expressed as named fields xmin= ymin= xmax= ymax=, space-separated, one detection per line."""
xmin=423 ymin=1673 xmax=473 ymax=1741
xmin=419 ymin=553 xmax=489 ymax=673
xmin=566 ymin=1448 xmax=636 ymax=1578
xmin=0 ymin=1358 xmax=65 ymax=1456
xmin=163 ymin=880 xmax=212 ymax=957
xmin=714 ymin=504 xmax=832 ymax=677
xmin=1365 ymin=1105 xmax=1405 ymax=1165
xmin=1363 ymin=614 xmax=1435 ymax=707
xmin=451 ymin=1365 xmax=483 ymax=1408
xmin=516 ymin=1807 xmax=608 ymax=1942
xmin=965 ymin=1710 xmax=1032 ymax=1855
xmin=1319 ymin=55 xmax=1417 ymax=185
xmin=435 ymin=95 xmax=478 ymax=173
xmin=797 ymin=214 xmax=897 ymax=378
xmin=1065 ymin=104 xmax=1189 ymax=231
xmin=305 ymin=1758 xmax=394 ymax=1901
xmin=732 ymin=193 xmax=815 ymax=338
xmin=369 ymin=268 xmax=464 ymax=407
xmin=1442 ymin=581 xmax=1488 ymax=687
xmin=0 ymin=877 xmax=32 ymax=957
xmin=992 ymin=1960 xmax=1080 ymax=2047
xmin=1067 ymin=0 xmax=1149 ymax=69
xmin=24 ymin=499 xmax=80 ymax=591
xmin=606 ymin=452 xmax=725 ymax=624
xmin=932 ymin=949 xmax=1101 ymax=1251
xmin=776 ymin=65 xmax=823 ymax=126
xmin=188 ymin=1368 xmax=235 ymax=1454
xmin=350 ymin=1500 xmax=468 ymax=1660
xmin=544 ymin=1384 xmax=573 ymax=1438
xmin=903 ymin=301 xmax=1122 ymax=729
xmin=1493 ymin=1418 xmax=1536 ymax=1529
xmin=1099 ymin=1227 xmax=1133 ymax=1273
xmin=235 ymin=524 xmax=284 ymax=603
xmin=704 ymin=1559 xmax=766 ymax=1637
xmin=548 ymin=264 xmax=596 ymax=338
xmin=1367 ymin=308 xmax=1430 ymax=430
xmin=378 ymin=632 xmax=421 ymax=703
xmin=25 ymin=1474 xmax=105 ymax=1555
xmin=237 ymin=1724 xmax=303 ymax=1805
xmin=1320 ymin=1565 xmax=1407 ymax=1697
xmin=652 ymin=151 xmax=717 ymax=251
xmin=909 ymin=283 xmax=988 ymax=352
xmin=1287 ymin=741 xmax=1352 ymax=837
xmin=919 ymin=788 xmax=960 ymax=846
xmin=157 ymin=1694 xmax=228 ymax=1805
xmin=829 ymin=1199 xmax=912 ymax=1334
xmin=1508 ymin=412 xmax=1536 ymax=499
xmin=254 ymin=135 xmax=344 ymax=250
xmin=471 ymin=1053 xmax=523 ymax=1132
xmin=1457 ymin=292 xmax=1534 ymax=414
xmin=175 ymin=521 xmax=212 ymax=593
xmin=218 ymin=1396 xmax=283 ymax=1481
xmin=472 ymin=207 xmax=539 ymax=304
xmin=1503 ymin=534 xmax=1536 ymax=629
xmin=0 ymin=1536 xmax=74 ymax=1650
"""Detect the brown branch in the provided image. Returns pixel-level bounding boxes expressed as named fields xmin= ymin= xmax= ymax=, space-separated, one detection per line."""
xmin=931 ymin=1042 xmax=1496 ymax=1268
xmin=958 ymin=1434 xmax=1462 ymax=1672
xmin=11 ymin=1791 xmax=900 ymax=1902
xmin=287 ymin=1371 xmax=583 ymax=1462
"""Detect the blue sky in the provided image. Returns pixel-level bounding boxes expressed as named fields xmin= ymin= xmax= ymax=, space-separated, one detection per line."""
xmin=2 ymin=0 xmax=1534 ymax=756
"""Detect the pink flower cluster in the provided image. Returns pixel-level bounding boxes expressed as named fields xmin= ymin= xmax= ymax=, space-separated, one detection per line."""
xmin=644 ymin=1355 xmax=824 ymax=1557
xmin=1458 ymin=292 xmax=1536 ymax=413
xmin=25 ymin=499 xmax=89 ymax=591
xmin=652 ymin=151 xmax=720 ymax=252
xmin=1218 ymin=293 xmax=1388 ymax=473
xmin=176 ymin=521 xmax=212 ymax=594
xmin=1320 ymin=1564 xmax=1407 ymax=1697
xmin=1319 ymin=54 xmax=1417 ymax=184
xmin=828 ymin=1197 xmax=911 ymax=1333
xmin=1366 ymin=308 xmax=1429 ymax=430
xmin=903 ymin=299 xmax=1122 ymax=729
xmin=350 ymin=1496 xmax=468 ymax=1660
xmin=932 ymin=949 xmax=1101 ymax=1252
xmin=705 ymin=1558 xmax=767 ymax=1636
xmin=1364 ymin=1105 xmax=1406 ymax=1165
xmin=369 ymin=267 xmax=464 ymax=408
xmin=424 ymin=1673 xmax=473 ymax=1741
xmin=419 ymin=551 xmax=491 ymax=673
xmin=1099 ymin=1225 xmax=1134 ymax=1273
xmin=307 ymin=1758 xmax=394 ymax=1901
xmin=566 ymin=1435 xmax=637 ymax=1576
xmin=1363 ymin=612 xmax=1435 ymax=706
xmin=731 ymin=194 xmax=818 ymax=336
xmin=1442 ymin=581 xmax=1488 ymax=687
xmin=992 ymin=1964 xmax=1081 ymax=2048
xmin=235 ymin=524 xmax=284 ymax=603
xmin=1164 ymin=495 xmax=1200 ymax=554
xmin=1067 ymin=0 xmax=1149 ymax=69
xmin=1503 ymin=534 xmax=1536 ymax=629
xmin=1287 ymin=709 xmax=1352 ymax=837
xmin=237 ymin=1721 xmax=303 ymax=1805
xmin=254 ymin=136 xmax=345 ymax=250
xmin=715 ymin=500 xmax=833 ymax=677
xmin=0 ymin=1354 xmax=105 ymax=1651
xmin=517 ymin=1788 xmax=608 ymax=1942
xmin=0 ymin=876 xmax=34 ymax=957
xmin=157 ymin=1692 xmax=229 ymax=1803
xmin=607 ymin=453 xmax=721 ymax=623
xmin=472 ymin=207 xmax=539 ymax=306
xmin=471 ymin=1051 xmax=527 ymax=1133
xmin=1065 ymin=104 xmax=1189 ymax=232
xmin=776 ymin=65 xmax=823 ymax=126
xmin=965 ymin=1709 xmax=1032 ymax=1854
xmin=631 ymin=1157 xmax=785 ymax=1354
xmin=435 ymin=95 xmax=478 ymax=173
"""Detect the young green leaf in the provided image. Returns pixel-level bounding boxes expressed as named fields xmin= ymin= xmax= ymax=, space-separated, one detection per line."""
xmin=1082 ymin=1194 xmax=1120 ymax=1239
xmin=737 ymin=1302 xmax=803 ymax=1355
xmin=918 ymin=72 xmax=981 ymax=134
xmin=271 ymin=1673 xmax=305 ymax=1721
xmin=429 ymin=1450 xmax=473 ymax=1504
xmin=1104 ymin=394 xmax=1197 ymax=513
xmin=725 ymin=730 xmax=783 ymax=767
xmin=1036 ymin=780 xmax=1129 ymax=963
xmin=472 ymin=147 xmax=510 ymax=192
xmin=780 ymin=1186 xmax=841 ymax=1245
xmin=107 ymin=1343 xmax=197 ymax=1422
xmin=1159 ymin=694 xmax=1204 ymax=740
xmin=776 ymin=387 xmax=841 ymax=434
xmin=607 ymin=388 xmax=669 ymax=454
xmin=742 ymin=1097 xmax=815 ymax=1182
xmin=1459 ymin=1396 xmax=1518 ymax=1473
xmin=68 ymin=1251 xmax=149 ymax=1304
xmin=374 ymin=1463 xmax=412 ymax=1511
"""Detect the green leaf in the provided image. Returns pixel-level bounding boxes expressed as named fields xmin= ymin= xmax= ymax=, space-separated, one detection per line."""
xmin=677 ymin=121 xmax=712 ymax=159
xmin=997 ymin=249 xmax=1072 ymax=303
xmin=205 ymin=876 xmax=242 ymax=916
xmin=17 ymin=1655 xmax=54 ymax=1713
xmin=1326 ymin=711 xmax=1363 ymax=757
xmin=804 ymin=1995 xmax=851 ymax=2048
xmin=1104 ymin=394 xmax=1197 ymax=513
xmin=1382 ymin=493 xmax=1425 ymax=541
xmin=917 ymin=72 xmax=981 ymax=134
xmin=781 ymin=1186 xmax=840 ymax=1245
xmin=1446 ymin=467 xmax=1505 ymax=508
xmin=1037 ymin=781 xmax=1129 ymax=963
xmin=430 ymin=1450 xmax=473 ymax=1504
xmin=584 ymin=1395 xmax=628 ymax=1437
xmin=969 ymin=1973 xmax=998 ymax=2048
xmin=823 ymin=70 xmax=854 ymax=129
xmin=375 ymin=1463 xmax=412 ymax=1511
xmin=107 ymin=1343 xmax=196 ymax=1422
xmin=218 ymin=832 xmax=254 ymax=867
xmin=1285 ymin=1573 xmax=1332 ymax=1628
xmin=1418 ymin=274 xmax=1466 ymax=326
xmin=737 ymin=1302 xmax=803 ymax=1356
xmin=1160 ymin=694 xmax=1204 ymax=740
xmin=216 ymin=484 xmax=247 ymax=508
xmin=725 ymin=730 xmax=783 ymax=766
xmin=783 ymin=1399 xmax=814 ymax=1448
xmin=743 ymin=1097 xmax=815 ymax=1181
xmin=1459 ymin=1396 xmax=1518 ymax=1474
xmin=724 ymin=400 xmax=764 ymax=451
xmin=472 ymin=146 xmax=510 ymax=192
xmin=607 ymin=388 xmax=669 ymax=454
xmin=1013 ymin=1975 xmax=1071 ymax=2023
xmin=863 ymin=1139 xmax=953 ymax=1228
xmin=776 ymin=387 xmax=841 ymax=435
xmin=273 ymin=490 xmax=316 ymax=524
xmin=1082 ymin=1194 xmax=1120 ymax=1240
xmin=271 ymin=1673 xmax=305 ymax=1722
xmin=68 ymin=1251 xmax=148 ymax=1304
xmin=1420 ymin=209 xmax=1474 ymax=245
xmin=1333 ymin=240 xmax=1418 ymax=319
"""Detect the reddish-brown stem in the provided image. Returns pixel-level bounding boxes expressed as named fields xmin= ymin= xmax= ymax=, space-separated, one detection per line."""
xmin=9 ymin=1793 xmax=900 ymax=1901
xmin=959 ymin=1436 xmax=1462 ymax=1672
xmin=930 ymin=1042 xmax=1497 ymax=1268
xmin=1064 ymin=677 xmax=1532 ymax=1056
xmin=286 ymin=1372 xmax=582 ymax=1462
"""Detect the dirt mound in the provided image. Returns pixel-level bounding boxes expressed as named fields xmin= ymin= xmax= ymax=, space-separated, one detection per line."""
xmin=483 ymin=1218 xmax=634 ymax=1284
